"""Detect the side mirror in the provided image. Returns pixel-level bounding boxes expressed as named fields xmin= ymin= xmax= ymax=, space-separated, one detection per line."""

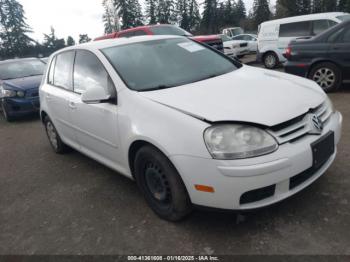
xmin=81 ymin=78 xmax=116 ymax=104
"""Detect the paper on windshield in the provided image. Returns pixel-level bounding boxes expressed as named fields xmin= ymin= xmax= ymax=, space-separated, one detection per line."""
xmin=177 ymin=42 xmax=205 ymax=53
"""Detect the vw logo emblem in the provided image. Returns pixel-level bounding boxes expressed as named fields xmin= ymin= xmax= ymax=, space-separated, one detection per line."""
xmin=308 ymin=114 xmax=323 ymax=135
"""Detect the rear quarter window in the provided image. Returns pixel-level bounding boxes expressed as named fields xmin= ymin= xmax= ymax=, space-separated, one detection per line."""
xmin=279 ymin=21 xmax=312 ymax=37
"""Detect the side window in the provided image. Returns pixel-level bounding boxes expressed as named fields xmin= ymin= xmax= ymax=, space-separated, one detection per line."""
xmin=53 ymin=51 xmax=75 ymax=90
xmin=279 ymin=21 xmax=312 ymax=37
xmin=329 ymin=20 xmax=338 ymax=27
xmin=48 ymin=56 xmax=56 ymax=85
xmin=133 ymin=30 xmax=147 ymax=36
xmin=340 ymin=27 xmax=350 ymax=43
xmin=119 ymin=31 xmax=135 ymax=38
xmin=312 ymin=20 xmax=330 ymax=35
xmin=73 ymin=50 xmax=110 ymax=94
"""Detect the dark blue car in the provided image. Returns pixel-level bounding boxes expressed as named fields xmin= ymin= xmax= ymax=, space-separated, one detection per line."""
xmin=0 ymin=58 xmax=46 ymax=121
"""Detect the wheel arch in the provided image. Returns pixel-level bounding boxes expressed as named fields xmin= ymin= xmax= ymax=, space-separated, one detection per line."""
xmin=40 ymin=110 xmax=48 ymax=124
xmin=128 ymin=139 xmax=172 ymax=179
xmin=307 ymin=59 xmax=342 ymax=78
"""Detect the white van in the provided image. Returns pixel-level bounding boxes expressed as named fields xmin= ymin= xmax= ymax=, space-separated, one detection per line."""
xmin=257 ymin=12 xmax=350 ymax=69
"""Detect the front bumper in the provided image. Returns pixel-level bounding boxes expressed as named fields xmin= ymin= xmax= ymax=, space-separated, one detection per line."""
xmin=2 ymin=97 xmax=40 ymax=117
xmin=170 ymin=112 xmax=342 ymax=210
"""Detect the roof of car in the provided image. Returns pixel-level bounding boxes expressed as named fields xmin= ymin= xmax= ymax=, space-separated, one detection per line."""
xmin=53 ymin=35 xmax=182 ymax=54
xmin=261 ymin=12 xmax=349 ymax=26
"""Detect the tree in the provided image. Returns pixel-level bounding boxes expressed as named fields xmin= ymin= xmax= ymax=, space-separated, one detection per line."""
xmin=252 ymin=0 xmax=271 ymax=28
xmin=79 ymin=34 xmax=91 ymax=43
xmin=338 ymin=0 xmax=350 ymax=12
xmin=275 ymin=0 xmax=297 ymax=18
xmin=43 ymin=27 xmax=65 ymax=52
xmin=0 ymin=0 xmax=33 ymax=58
xmin=312 ymin=0 xmax=337 ymax=13
xmin=157 ymin=0 xmax=175 ymax=24
xmin=236 ymin=0 xmax=247 ymax=21
xmin=145 ymin=0 xmax=158 ymax=24
xmin=66 ymin=36 xmax=75 ymax=46
xmin=200 ymin=0 xmax=218 ymax=34
xmin=102 ymin=0 xmax=120 ymax=33
xmin=114 ymin=0 xmax=144 ymax=29
xmin=176 ymin=0 xmax=200 ymax=31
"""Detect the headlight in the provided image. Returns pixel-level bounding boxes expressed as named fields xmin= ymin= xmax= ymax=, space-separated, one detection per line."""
xmin=0 ymin=88 xmax=17 ymax=98
xmin=16 ymin=91 xmax=25 ymax=97
xmin=204 ymin=124 xmax=278 ymax=160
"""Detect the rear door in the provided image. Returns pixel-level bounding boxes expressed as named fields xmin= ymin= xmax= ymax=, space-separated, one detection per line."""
xmin=328 ymin=25 xmax=350 ymax=81
xmin=45 ymin=51 xmax=77 ymax=146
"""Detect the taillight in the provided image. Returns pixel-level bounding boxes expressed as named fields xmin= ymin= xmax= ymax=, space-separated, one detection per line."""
xmin=284 ymin=46 xmax=292 ymax=59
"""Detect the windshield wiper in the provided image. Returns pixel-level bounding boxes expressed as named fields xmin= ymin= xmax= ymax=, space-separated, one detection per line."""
xmin=140 ymin=85 xmax=175 ymax=92
xmin=21 ymin=74 xmax=42 ymax=78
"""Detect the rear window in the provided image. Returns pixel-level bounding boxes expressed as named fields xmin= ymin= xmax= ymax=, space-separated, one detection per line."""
xmin=279 ymin=21 xmax=311 ymax=37
xmin=337 ymin=15 xmax=350 ymax=21
xmin=149 ymin=26 xmax=192 ymax=36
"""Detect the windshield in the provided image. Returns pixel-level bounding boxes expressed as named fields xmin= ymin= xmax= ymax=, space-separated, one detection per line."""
xmin=102 ymin=38 xmax=238 ymax=91
xmin=337 ymin=15 xmax=350 ymax=21
xmin=150 ymin=25 xmax=192 ymax=36
xmin=230 ymin=28 xmax=244 ymax=36
xmin=220 ymin=35 xmax=232 ymax=42
xmin=0 ymin=59 xmax=45 ymax=80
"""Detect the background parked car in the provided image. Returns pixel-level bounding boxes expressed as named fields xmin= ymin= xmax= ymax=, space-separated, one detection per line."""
xmin=284 ymin=20 xmax=350 ymax=92
xmin=258 ymin=12 xmax=350 ymax=69
xmin=219 ymin=34 xmax=249 ymax=58
xmin=0 ymin=58 xmax=45 ymax=121
xmin=94 ymin=24 xmax=224 ymax=53
xmin=231 ymin=34 xmax=258 ymax=53
xmin=222 ymin=27 xmax=244 ymax=38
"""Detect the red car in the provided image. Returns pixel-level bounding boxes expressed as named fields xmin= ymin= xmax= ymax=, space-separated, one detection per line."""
xmin=94 ymin=24 xmax=224 ymax=52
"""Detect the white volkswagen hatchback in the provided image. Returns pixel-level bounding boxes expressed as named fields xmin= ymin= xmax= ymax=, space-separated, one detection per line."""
xmin=40 ymin=36 xmax=342 ymax=221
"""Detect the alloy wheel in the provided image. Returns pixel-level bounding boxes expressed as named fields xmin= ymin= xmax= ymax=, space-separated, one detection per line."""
xmin=265 ymin=54 xmax=276 ymax=68
xmin=312 ymin=67 xmax=335 ymax=90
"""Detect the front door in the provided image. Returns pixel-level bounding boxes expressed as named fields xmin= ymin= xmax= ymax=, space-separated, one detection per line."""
xmin=68 ymin=50 xmax=122 ymax=166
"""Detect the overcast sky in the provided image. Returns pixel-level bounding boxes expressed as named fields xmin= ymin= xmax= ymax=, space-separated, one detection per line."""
xmin=20 ymin=0 xmax=274 ymax=42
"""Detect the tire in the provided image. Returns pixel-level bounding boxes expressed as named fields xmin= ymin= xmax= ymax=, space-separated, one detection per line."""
xmin=1 ymin=102 xmax=14 ymax=122
xmin=134 ymin=145 xmax=192 ymax=221
xmin=263 ymin=52 xmax=279 ymax=69
xmin=44 ymin=116 xmax=70 ymax=154
xmin=308 ymin=62 xmax=341 ymax=93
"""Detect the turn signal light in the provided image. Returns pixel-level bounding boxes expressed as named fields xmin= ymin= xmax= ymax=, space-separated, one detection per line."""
xmin=195 ymin=184 xmax=215 ymax=193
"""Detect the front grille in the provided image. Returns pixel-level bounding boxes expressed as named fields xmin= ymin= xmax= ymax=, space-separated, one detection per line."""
xmin=25 ymin=88 xmax=39 ymax=98
xmin=268 ymin=102 xmax=332 ymax=144
xmin=240 ymin=184 xmax=276 ymax=205
xmin=240 ymin=43 xmax=248 ymax=47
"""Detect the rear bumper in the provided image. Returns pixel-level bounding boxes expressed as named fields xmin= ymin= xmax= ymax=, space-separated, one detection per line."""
xmin=170 ymin=112 xmax=342 ymax=210
xmin=284 ymin=61 xmax=311 ymax=78
xmin=2 ymin=97 xmax=40 ymax=117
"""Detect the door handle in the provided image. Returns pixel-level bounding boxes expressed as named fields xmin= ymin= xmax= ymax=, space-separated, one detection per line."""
xmin=69 ymin=101 xmax=77 ymax=109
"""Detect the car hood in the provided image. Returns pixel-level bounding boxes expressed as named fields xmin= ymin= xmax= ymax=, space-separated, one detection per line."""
xmin=2 ymin=75 xmax=43 ymax=91
xmin=140 ymin=66 xmax=326 ymax=127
